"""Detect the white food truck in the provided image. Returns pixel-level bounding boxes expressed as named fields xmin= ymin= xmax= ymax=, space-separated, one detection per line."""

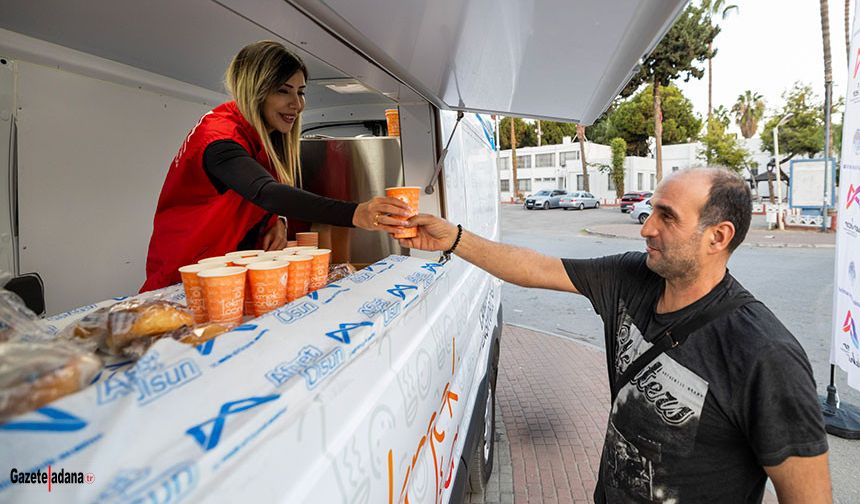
xmin=0 ymin=1 xmax=685 ymax=502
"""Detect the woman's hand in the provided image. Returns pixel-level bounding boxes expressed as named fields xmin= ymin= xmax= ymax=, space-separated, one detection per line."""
xmin=353 ymin=197 xmax=413 ymax=233
xmin=395 ymin=214 xmax=459 ymax=252
xmin=261 ymin=217 xmax=288 ymax=250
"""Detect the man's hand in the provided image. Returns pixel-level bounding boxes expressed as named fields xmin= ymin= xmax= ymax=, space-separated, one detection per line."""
xmin=396 ymin=214 xmax=459 ymax=252
xmin=394 ymin=214 xmax=577 ymax=293
xmin=261 ymin=217 xmax=288 ymax=250
xmin=353 ymin=197 xmax=413 ymax=233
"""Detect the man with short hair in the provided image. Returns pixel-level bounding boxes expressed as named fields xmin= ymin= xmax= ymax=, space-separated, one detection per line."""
xmin=398 ymin=167 xmax=831 ymax=503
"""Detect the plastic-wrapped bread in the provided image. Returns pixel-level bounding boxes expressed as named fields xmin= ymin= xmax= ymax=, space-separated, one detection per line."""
xmin=0 ymin=290 xmax=54 ymax=344
xmin=103 ymin=299 xmax=194 ymax=356
xmin=179 ymin=323 xmax=230 ymax=346
xmin=58 ymin=306 xmax=111 ymax=352
xmin=0 ymin=342 xmax=101 ymax=421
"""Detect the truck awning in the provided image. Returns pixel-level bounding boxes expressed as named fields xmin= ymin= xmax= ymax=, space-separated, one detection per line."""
xmin=291 ymin=0 xmax=688 ymax=124
xmin=1 ymin=0 xmax=687 ymax=124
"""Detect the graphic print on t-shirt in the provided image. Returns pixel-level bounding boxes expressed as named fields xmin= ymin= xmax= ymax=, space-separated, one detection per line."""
xmin=604 ymin=304 xmax=708 ymax=502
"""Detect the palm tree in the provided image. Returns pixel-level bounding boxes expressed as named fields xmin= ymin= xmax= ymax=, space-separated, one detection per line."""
xmin=576 ymin=124 xmax=590 ymax=192
xmin=820 ymin=0 xmax=833 ymax=177
xmin=702 ymin=0 xmax=738 ymax=125
xmin=731 ymin=91 xmax=765 ymax=139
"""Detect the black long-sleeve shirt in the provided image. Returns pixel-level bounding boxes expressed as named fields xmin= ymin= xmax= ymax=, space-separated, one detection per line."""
xmin=203 ymin=140 xmax=357 ymax=248
xmin=203 ymin=140 xmax=357 ymax=226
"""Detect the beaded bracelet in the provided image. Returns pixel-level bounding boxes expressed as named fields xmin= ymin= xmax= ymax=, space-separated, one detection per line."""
xmin=439 ymin=224 xmax=463 ymax=263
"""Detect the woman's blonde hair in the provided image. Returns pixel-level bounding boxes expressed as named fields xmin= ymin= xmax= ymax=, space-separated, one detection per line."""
xmin=225 ymin=41 xmax=308 ymax=186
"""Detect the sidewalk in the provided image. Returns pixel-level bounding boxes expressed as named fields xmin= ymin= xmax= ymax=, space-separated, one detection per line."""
xmin=468 ymin=324 xmax=778 ymax=503
xmin=584 ymin=213 xmax=836 ymax=248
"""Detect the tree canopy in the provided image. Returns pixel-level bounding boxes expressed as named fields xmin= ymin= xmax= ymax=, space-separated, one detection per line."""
xmin=538 ymin=121 xmax=579 ymax=145
xmin=698 ymin=118 xmax=751 ymax=172
xmin=621 ymin=4 xmax=719 ymax=95
xmin=712 ymin=105 xmax=731 ymax=128
xmin=620 ymin=3 xmax=719 ymax=180
xmin=590 ymin=84 xmax=702 ymax=156
xmin=759 ymin=83 xmax=827 ymax=158
xmin=498 ymin=117 xmax=537 ymax=150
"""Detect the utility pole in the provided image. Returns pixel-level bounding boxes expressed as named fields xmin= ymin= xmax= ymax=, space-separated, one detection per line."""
xmin=511 ymin=119 xmax=519 ymax=201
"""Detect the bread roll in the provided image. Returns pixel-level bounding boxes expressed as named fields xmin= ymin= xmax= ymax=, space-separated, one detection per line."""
xmin=104 ymin=300 xmax=193 ymax=356
xmin=0 ymin=342 xmax=101 ymax=421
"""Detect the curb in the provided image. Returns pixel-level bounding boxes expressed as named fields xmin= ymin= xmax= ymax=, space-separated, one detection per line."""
xmin=504 ymin=321 xmax=607 ymax=353
xmin=582 ymin=227 xmax=641 ymax=241
xmin=582 ymin=228 xmax=836 ymax=249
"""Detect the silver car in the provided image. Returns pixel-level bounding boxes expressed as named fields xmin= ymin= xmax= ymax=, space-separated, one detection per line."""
xmin=630 ymin=198 xmax=651 ymax=224
xmin=524 ymin=189 xmax=567 ymax=210
xmin=560 ymin=191 xmax=600 ymax=210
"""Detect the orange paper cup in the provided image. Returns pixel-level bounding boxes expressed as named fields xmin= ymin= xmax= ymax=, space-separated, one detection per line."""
xmin=385 ymin=108 xmax=400 ymax=137
xmin=247 ymin=261 xmax=289 ymax=317
xmin=198 ymin=255 xmax=231 ymax=266
xmin=286 ymin=241 xmax=298 ymax=248
xmin=306 ymin=249 xmax=332 ymax=291
xmin=178 ymin=263 xmax=222 ymax=323
xmin=284 ymin=246 xmax=317 ymax=254
xmin=254 ymin=251 xmax=285 ymax=260
xmin=225 ymin=250 xmax=264 ymax=259
xmin=385 ymin=186 xmax=420 ymax=238
xmin=230 ymin=256 xmax=269 ymax=267
xmin=197 ymin=267 xmax=247 ymax=328
xmin=285 ymin=254 xmax=313 ymax=302
xmin=228 ymin=256 xmax=271 ymax=313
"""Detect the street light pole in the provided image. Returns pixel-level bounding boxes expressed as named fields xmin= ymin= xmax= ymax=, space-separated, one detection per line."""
xmin=773 ymin=113 xmax=794 ymax=231
xmin=773 ymin=126 xmax=784 ymax=230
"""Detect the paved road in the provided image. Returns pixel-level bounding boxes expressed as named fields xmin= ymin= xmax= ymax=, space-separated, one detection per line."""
xmin=496 ymin=203 xmax=859 ymax=502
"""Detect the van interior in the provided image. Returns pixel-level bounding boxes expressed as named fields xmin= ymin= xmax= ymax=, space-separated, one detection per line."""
xmin=0 ymin=0 xmax=685 ymax=314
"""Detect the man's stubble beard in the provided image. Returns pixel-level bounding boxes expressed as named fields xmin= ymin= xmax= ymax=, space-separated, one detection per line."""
xmin=646 ymin=232 xmax=702 ymax=283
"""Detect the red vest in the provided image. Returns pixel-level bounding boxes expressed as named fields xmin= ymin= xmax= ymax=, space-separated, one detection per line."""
xmin=141 ymin=102 xmax=276 ymax=292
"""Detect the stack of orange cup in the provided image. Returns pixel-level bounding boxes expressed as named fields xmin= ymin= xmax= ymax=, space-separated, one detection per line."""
xmin=385 ymin=186 xmax=420 ymax=238
xmin=306 ymin=249 xmax=332 ymax=292
xmin=286 ymin=240 xmax=298 ymax=248
xmin=197 ymin=266 xmax=247 ymax=328
xmin=178 ymin=263 xmax=222 ymax=323
xmin=285 ymin=255 xmax=313 ymax=302
xmin=246 ymin=261 xmax=289 ymax=316
xmin=296 ymin=232 xmax=318 ymax=248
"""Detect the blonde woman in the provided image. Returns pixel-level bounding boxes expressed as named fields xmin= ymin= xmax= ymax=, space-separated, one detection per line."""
xmin=142 ymin=41 xmax=409 ymax=291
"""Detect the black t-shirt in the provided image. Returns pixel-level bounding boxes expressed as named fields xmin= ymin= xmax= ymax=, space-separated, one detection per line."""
xmin=563 ymin=252 xmax=828 ymax=503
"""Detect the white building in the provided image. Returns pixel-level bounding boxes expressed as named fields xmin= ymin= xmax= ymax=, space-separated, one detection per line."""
xmin=497 ymin=138 xmax=657 ymax=202
xmin=497 ymin=138 xmax=780 ymax=202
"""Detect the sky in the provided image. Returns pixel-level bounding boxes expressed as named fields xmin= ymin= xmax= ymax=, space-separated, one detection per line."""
xmin=675 ymin=0 xmax=850 ymax=132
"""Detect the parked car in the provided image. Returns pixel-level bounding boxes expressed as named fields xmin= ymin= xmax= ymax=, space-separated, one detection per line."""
xmin=525 ymin=189 xmax=567 ymax=209
xmin=619 ymin=191 xmax=653 ymax=213
xmin=630 ymin=199 xmax=652 ymax=224
xmin=560 ymin=191 xmax=600 ymax=210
